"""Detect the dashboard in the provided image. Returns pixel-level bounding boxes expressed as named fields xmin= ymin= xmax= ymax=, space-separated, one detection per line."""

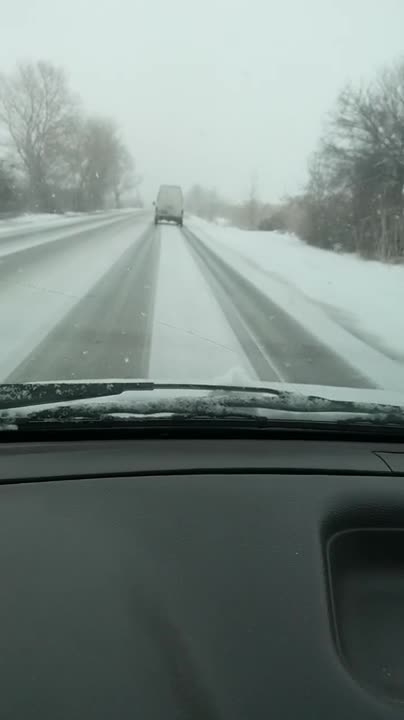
xmin=0 ymin=436 xmax=404 ymax=718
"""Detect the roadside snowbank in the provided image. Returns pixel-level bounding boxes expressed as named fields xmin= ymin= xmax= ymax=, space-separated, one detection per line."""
xmin=0 ymin=212 xmax=84 ymax=235
xmin=188 ymin=217 xmax=404 ymax=390
xmin=189 ymin=217 xmax=404 ymax=362
xmin=0 ymin=211 xmax=143 ymax=260
xmin=0 ymin=209 xmax=141 ymax=236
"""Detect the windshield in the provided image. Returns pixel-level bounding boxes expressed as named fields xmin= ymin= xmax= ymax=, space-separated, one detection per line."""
xmin=1 ymin=0 xmax=404 ymax=426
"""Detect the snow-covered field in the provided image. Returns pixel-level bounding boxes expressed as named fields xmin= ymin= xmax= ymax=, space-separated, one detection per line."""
xmin=189 ymin=216 xmax=404 ymax=368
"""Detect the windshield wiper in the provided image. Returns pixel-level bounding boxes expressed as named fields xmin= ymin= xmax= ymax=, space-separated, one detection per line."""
xmin=0 ymin=381 xmax=285 ymax=410
xmin=1 ymin=382 xmax=404 ymax=430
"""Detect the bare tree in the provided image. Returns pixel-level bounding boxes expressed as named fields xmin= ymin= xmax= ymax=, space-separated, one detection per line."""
xmin=0 ymin=61 xmax=79 ymax=211
xmin=110 ymin=143 xmax=136 ymax=208
xmin=0 ymin=159 xmax=21 ymax=213
xmin=247 ymin=172 xmax=259 ymax=229
xmin=67 ymin=116 xmax=136 ymax=210
xmin=285 ymin=60 xmax=404 ymax=259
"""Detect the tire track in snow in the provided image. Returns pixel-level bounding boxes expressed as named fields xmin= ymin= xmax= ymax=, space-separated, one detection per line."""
xmin=0 ymin=214 xmax=151 ymax=381
xmin=8 ymin=225 xmax=161 ymax=382
xmin=0 ymin=212 xmax=144 ymax=270
xmin=182 ymin=226 xmax=372 ymax=388
xmin=149 ymin=224 xmax=260 ymax=382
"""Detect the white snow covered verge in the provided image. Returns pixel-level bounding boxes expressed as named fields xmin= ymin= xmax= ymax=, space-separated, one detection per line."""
xmin=189 ymin=217 xmax=404 ymax=364
xmin=0 ymin=212 xmax=84 ymax=235
xmin=0 ymin=208 xmax=141 ymax=236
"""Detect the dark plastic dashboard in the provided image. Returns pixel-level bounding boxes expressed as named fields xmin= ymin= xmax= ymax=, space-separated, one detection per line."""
xmin=1 ymin=436 xmax=404 ymax=718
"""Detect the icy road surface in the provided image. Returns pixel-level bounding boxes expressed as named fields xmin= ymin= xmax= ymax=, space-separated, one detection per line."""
xmin=1 ymin=211 xmax=404 ymax=389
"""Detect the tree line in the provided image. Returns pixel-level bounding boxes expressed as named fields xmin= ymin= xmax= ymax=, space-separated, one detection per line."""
xmin=0 ymin=61 xmax=140 ymax=214
xmin=267 ymin=58 xmax=404 ymax=260
xmin=190 ymin=57 xmax=404 ymax=261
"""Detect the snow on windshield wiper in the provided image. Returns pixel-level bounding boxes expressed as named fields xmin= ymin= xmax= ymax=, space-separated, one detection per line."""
xmin=0 ymin=381 xmax=284 ymax=410
xmin=1 ymin=382 xmax=404 ymax=429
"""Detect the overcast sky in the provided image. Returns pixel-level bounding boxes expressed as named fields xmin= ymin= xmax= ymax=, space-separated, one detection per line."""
xmin=1 ymin=0 xmax=404 ymax=202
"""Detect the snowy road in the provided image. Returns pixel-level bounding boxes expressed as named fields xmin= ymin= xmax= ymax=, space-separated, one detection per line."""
xmin=0 ymin=211 xmax=376 ymax=388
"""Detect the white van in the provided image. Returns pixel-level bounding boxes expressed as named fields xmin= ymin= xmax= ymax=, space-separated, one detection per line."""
xmin=154 ymin=185 xmax=184 ymax=226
